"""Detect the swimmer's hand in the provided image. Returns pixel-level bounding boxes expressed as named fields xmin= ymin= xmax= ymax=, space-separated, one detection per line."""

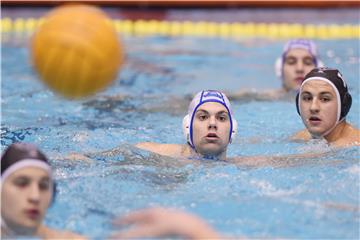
xmin=109 ymin=207 xmax=222 ymax=239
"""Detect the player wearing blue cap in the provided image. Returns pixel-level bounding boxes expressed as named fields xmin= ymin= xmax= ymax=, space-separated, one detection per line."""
xmin=229 ymin=39 xmax=323 ymax=101
xmin=137 ymin=90 xmax=237 ymax=160
xmin=275 ymin=39 xmax=324 ymax=92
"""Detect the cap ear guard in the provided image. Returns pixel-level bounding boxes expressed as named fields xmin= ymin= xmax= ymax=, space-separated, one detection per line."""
xmin=275 ymin=58 xmax=282 ymax=78
xmin=341 ymin=92 xmax=352 ymax=119
xmin=230 ymin=118 xmax=238 ymax=143
xmin=182 ymin=114 xmax=191 ymax=145
xmin=295 ymin=92 xmax=300 ymax=115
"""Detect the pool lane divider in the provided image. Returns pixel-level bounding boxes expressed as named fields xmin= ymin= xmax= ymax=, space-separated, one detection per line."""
xmin=1 ymin=18 xmax=359 ymax=39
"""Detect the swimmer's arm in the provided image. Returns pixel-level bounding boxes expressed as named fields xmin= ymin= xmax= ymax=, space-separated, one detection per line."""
xmin=136 ymin=142 xmax=183 ymax=158
xmin=110 ymin=207 xmax=224 ymax=240
xmin=63 ymin=143 xmax=187 ymax=166
xmin=226 ymin=89 xmax=285 ymax=102
xmin=61 ymin=145 xmax=134 ymax=162
xmin=59 ymin=144 xmax=133 ymax=162
xmin=51 ymin=151 xmax=93 ymax=162
xmin=37 ymin=225 xmax=87 ymax=240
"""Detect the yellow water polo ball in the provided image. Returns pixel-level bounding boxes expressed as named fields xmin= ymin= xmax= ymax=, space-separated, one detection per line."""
xmin=31 ymin=4 xmax=124 ymax=99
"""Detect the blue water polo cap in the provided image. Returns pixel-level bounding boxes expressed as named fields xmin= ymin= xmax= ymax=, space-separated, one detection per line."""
xmin=275 ymin=39 xmax=323 ymax=78
xmin=182 ymin=90 xmax=237 ymax=148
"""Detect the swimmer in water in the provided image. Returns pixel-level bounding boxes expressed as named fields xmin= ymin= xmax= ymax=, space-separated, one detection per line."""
xmin=67 ymin=90 xmax=237 ymax=162
xmin=229 ymin=39 xmax=323 ymax=101
xmin=1 ymin=143 xmax=85 ymax=239
xmin=69 ymin=88 xmax=345 ymax=167
xmin=276 ymin=39 xmax=323 ymax=92
xmin=136 ymin=90 xmax=237 ymax=160
xmin=292 ymin=67 xmax=360 ymax=147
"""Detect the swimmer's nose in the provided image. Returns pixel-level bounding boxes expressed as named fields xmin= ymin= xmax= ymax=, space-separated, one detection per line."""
xmin=310 ymin=98 xmax=320 ymax=113
xmin=208 ymin=116 xmax=217 ymax=130
xmin=28 ymin=183 xmax=41 ymax=204
xmin=295 ymin=61 xmax=305 ymax=73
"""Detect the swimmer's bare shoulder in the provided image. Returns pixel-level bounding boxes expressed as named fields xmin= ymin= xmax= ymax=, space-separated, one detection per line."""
xmin=291 ymin=125 xmax=360 ymax=147
xmin=136 ymin=142 xmax=188 ymax=158
xmin=291 ymin=129 xmax=311 ymax=141
xmin=333 ymin=125 xmax=360 ymax=147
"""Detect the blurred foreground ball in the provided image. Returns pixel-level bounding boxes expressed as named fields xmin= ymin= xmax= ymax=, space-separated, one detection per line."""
xmin=31 ymin=4 xmax=124 ymax=99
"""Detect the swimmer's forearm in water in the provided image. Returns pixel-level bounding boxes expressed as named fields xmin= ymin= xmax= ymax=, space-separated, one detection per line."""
xmin=62 ymin=144 xmax=190 ymax=168
xmin=110 ymin=207 xmax=224 ymax=240
xmin=228 ymin=149 xmax=355 ymax=168
xmin=225 ymin=89 xmax=294 ymax=102
xmin=60 ymin=144 xmax=139 ymax=162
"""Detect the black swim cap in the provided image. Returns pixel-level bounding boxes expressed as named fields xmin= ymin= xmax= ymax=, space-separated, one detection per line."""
xmin=1 ymin=142 xmax=49 ymax=175
xmin=296 ymin=67 xmax=352 ymax=120
xmin=1 ymin=143 xmax=56 ymax=202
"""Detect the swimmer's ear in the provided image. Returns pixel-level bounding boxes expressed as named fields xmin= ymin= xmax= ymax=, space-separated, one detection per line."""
xmin=341 ymin=92 xmax=352 ymax=120
xmin=182 ymin=115 xmax=190 ymax=142
xmin=275 ymin=57 xmax=282 ymax=78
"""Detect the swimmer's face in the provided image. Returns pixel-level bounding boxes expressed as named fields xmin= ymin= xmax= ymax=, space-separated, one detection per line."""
xmin=192 ymin=102 xmax=231 ymax=157
xmin=1 ymin=167 xmax=52 ymax=234
xmin=283 ymin=48 xmax=316 ymax=91
xmin=299 ymin=80 xmax=338 ymax=137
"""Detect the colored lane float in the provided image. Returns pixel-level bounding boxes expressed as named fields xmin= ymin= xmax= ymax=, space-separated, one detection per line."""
xmin=1 ymin=18 xmax=359 ymax=39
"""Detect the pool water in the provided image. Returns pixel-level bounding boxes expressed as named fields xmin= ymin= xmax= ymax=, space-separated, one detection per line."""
xmin=1 ymin=35 xmax=359 ymax=239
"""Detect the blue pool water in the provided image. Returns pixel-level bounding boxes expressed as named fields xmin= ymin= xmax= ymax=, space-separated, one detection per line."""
xmin=1 ymin=34 xmax=359 ymax=239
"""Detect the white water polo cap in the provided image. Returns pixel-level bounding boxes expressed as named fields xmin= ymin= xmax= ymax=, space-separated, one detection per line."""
xmin=182 ymin=90 xmax=237 ymax=148
xmin=275 ymin=39 xmax=324 ymax=78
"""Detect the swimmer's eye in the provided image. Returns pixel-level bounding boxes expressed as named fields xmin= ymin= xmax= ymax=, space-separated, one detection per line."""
xmin=197 ymin=114 xmax=208 ymax=121
xmin=301 ymin=94 xmax=312 ymax=102
xmin=303 ymin=57 xmax=315 ymax=66
xmin=320 ymin=96 xmax=332 ymax=102
xmin=39 ymin=179 xmax=50 ymax=191
xmin=285 ymin=56 xmax=296 ymax=65
xmin=13 ymin=177 xmax=30 ymax=188
xmin=217 ymin=114 xmax=228 ymax=122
